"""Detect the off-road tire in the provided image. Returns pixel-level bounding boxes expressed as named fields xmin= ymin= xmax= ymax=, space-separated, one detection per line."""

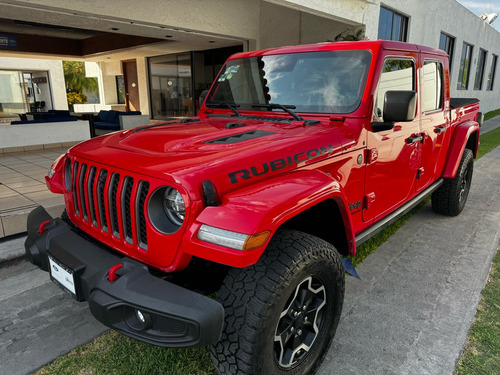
xmin=211 ymin=230 xmax=345 ymax=375
xmin=432 ymin=148 xmax=474 ymax=216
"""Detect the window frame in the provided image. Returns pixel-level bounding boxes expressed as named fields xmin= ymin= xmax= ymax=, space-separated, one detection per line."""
xmin=438 ymin=32 xmax=455 ymax=75
xmin=457 ymin=42 xmax=473 ymax=90
xmin=474 ymin=48 xmax=487 ymax=90
xmin=422 ymin=59 xmax=444 ymax=114
xmin=378 ymin=6 xmax=409 ymax=42
xmin=487 ymin=54 xmax=498 ymax=91
xmin=374 ymin=56 xmax=416 ymax=120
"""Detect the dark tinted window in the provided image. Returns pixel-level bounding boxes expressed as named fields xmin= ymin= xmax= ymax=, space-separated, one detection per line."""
xmin=457 ymin=42 xmax=473 ymax=90
xmin=439 ymin=32 xmax=455 ymax=74
xmin=378 ymin=7 xmax=408 ymax=42
xmin=474 ymin=49 xmax=487 ymax=90
xmin=487 ymin=54 xmax=498 ymax=90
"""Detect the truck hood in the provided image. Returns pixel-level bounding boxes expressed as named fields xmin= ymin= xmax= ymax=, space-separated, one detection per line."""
xmin=69 ymin=117 xmax=347 ymax=198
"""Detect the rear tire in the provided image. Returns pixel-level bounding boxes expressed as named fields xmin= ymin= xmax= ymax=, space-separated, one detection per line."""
xmin=211 ymin=230 xmax=344 ymax=375
xmin=432 ymin=148 xmax=474 ymax=216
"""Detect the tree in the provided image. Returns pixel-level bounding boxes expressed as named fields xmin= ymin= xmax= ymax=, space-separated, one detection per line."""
xmin=63 ymin=61 xmax=98 ymax=94
xmin=334 ymin=28 xmax=367 ymax=42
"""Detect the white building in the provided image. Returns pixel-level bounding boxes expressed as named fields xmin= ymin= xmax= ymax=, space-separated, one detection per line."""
xmin=0 ymin=0 xmax=499 ymax=127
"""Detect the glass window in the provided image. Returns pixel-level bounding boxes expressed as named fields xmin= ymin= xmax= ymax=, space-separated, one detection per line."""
xmin=423 ymin=61 xmax=443 ymax=112
xmin=457 ymin=42 xmax=473 ymax=90
xmin=439 ymin=32 xmax=455 ymax=74
xmin=474 ymin=49 xmax=487 ymax=90
xmin=149 ymin=53 xmax=193 ymax=119
xmin=487 ymin=54 xmax=498 ymax=91
xmin=206 ymin=50 xmax=372 ymax=114
xmin=0 ymin=70 xmax=51 ymax=116
xmin=374 ymin=59 xmax=415 ymax=119
xmin=116 ymin=75 xmax=125 ymax=104
xmin=378 ymin=6 xmax=408 ymax=42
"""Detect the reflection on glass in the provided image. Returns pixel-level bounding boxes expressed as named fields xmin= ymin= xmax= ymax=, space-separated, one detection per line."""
xmin=0 ymin=71 xmax=24 ymax=116
xmin=206 ymin=50 xmax=371 ymax=114
xmin=149 ymin=54 xmax=192 ymax=119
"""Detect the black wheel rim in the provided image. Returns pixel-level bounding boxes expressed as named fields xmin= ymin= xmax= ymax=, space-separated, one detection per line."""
xmin=459 ymin=164 xmax=471 ymax=203
xmin=274 ymin=276 xmax=326 ymax=369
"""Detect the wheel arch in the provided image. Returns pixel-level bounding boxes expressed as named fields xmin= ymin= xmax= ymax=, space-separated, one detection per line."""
xmin=442 ymin=120 xmax=480 ymax=179
xmin=278 ymin=197 xmax=352 ymax=256
xmin=192 ymin=170 xmax=356 ymax=268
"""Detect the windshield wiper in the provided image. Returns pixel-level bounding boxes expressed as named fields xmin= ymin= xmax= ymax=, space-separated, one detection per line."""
xmin=252 ymin=103 xmax=319 ymax=125
xmin=205 ymin=102 xmax=241 ymax=117
xmin=252 ymin=103 xmax=302 ymax=121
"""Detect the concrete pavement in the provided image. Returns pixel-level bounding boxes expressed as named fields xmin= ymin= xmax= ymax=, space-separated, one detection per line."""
xmin=480 ymin=113 xmax=500 ymax=134
xmin=0 ymin=259 xmax=108 ymax=375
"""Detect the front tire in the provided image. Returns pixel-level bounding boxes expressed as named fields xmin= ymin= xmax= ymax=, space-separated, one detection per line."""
xmin=211 ymin=230 xmax=345 ymax=375
xmin=432 ymin=148 xmax=474 ymax=216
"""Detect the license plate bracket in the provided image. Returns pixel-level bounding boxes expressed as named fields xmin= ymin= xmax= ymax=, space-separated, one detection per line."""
xmin=47 ymin=247 xmax=86 ymax=301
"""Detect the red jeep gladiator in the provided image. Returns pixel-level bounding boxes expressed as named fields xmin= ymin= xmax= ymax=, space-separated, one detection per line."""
xmin=25 ymin=40 xmax=480 ymax=375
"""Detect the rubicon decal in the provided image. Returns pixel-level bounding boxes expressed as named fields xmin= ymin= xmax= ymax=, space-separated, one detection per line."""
xmin=229 ymin=145 xmax=335 ymax=183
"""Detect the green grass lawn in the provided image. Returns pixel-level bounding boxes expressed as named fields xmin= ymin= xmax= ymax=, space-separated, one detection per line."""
xmin=484 ymin=108 xmax=500 ymax=121
xmin=36 ymin=115 xmax=500 ymax=375
xmin=477 ymin=126 xmax=500 ymax=159
xmin=455 ymin=246 xmax=500 ymax=375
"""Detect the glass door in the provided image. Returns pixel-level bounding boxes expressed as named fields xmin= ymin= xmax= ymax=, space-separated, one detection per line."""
xmin=149 ymin=53 xmax=192 ymax=119
xmin=0 ymin=70 xmax=29 ymax=116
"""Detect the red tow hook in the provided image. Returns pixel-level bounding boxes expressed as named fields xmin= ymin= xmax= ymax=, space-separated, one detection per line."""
xmin=108 ymin=263 xmax=123 ymax=282
xmin=38 ymin=220 xmax=51 ymax=234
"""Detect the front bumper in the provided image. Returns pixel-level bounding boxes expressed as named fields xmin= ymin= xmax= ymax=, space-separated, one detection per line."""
xmin=25 ymin=205 xmax=224 ymax=348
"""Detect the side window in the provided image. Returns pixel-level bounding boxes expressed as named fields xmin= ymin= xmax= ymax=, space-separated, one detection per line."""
xmin=375 ymin=59 xmax=414 ymax=120
xmin=423 ymin=61 xmax=443 ymax=112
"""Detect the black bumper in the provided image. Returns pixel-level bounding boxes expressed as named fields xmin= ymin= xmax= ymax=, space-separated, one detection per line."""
xmin=25 ymin=206 xmax=224 ymax=348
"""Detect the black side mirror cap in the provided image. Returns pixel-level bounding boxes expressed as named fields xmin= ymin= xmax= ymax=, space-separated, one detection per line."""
xmin=383 ymin=90 xmax=417 ymax=123
xmin=371 ymin=122 xmax=395 ymax=132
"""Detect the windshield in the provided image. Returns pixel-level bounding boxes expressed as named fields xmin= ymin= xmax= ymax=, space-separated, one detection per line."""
xmin=206 ymin=50 xmax=371 ymax=114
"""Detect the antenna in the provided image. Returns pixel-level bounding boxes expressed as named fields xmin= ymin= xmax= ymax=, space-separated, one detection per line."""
xmin=480 ymin=12 xmax=499 ymax=24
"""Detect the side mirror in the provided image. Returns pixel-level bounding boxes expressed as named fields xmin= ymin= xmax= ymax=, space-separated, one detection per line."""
xmin=371 ymin=90 xmax=417 ymax=133
xmin=383 ymin=90 xmax=417 ymax=122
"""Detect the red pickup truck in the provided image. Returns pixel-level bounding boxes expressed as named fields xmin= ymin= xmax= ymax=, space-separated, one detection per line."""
xmin=25 ymin=40 xmax=480 ymax=375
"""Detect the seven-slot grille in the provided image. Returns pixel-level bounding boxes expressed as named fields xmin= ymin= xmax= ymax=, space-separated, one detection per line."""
xmin=69 ymin=160 xmax=150 ymax=250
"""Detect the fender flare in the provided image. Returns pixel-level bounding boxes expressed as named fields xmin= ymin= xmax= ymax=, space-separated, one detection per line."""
xmin=442 ymin=120 xmax=479 ymax=179
xmin=195 ymin=169 xmax=355 ymax=257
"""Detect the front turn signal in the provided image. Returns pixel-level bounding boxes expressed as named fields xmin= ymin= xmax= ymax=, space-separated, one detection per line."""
xmin=243 ymin=231 xmax=270 ymax=251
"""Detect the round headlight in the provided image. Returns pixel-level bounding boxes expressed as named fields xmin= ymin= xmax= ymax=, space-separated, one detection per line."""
xmin=163 ymin=187 xmax=185 ymax=226
xmin=148 ymin=186 xmax=186 ymax=234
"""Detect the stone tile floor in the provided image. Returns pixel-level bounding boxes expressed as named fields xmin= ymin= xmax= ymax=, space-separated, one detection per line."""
xmin=0 ymin=146 xmax=66 ymax=239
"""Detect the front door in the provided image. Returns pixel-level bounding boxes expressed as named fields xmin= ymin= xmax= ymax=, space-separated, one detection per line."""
xmin=363 ymin=56 xmax=421 ymax=223
xmin=123 ymin=60 xmax=140 ymax=111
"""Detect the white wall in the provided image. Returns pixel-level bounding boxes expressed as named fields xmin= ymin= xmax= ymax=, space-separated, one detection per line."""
xmin=0 ymin=57 xmax=67 ymax=110
xmin=0 ymin=120 xmax=90 ymax=148
xmin=99 ymin=61 xmax=121 ymax=106
xmin=259 ymin=2 xmax=355 ymax=49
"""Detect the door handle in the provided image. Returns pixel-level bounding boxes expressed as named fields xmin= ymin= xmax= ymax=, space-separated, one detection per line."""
xmin=406 ymin=134 xmax=423 ymax=144
xmin=434 ymin=126 xmax=447 ymax=134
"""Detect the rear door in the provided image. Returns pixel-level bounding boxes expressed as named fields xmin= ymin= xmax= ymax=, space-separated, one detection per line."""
xmin=417 ymin=57 xmax=449 ymax=190
xmin=363 ymin=55 xmax=421 ymax=222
